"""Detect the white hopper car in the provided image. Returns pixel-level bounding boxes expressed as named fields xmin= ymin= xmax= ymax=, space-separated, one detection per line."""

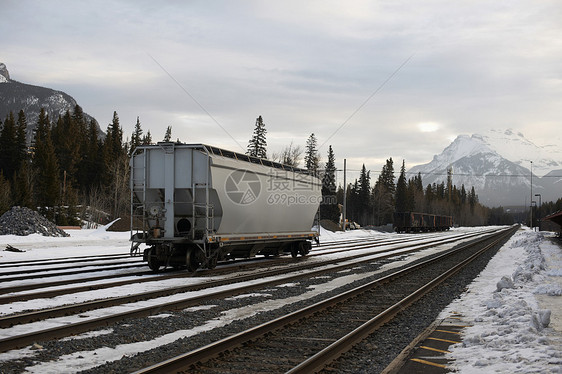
xmin=130 ymin=143 xmax=321 ymax=271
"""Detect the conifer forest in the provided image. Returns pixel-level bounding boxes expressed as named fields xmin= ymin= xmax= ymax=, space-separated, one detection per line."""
xmin=1 ymin=108 xmax=559 ymax=228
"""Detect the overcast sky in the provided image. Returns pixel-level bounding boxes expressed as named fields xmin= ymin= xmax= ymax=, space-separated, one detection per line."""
xmin=2 ymin=0 xmax=561 ymax=179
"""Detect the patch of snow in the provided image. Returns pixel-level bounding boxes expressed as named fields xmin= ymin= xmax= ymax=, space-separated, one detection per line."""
xmin=183 ymin=305 xmax=217 ymax=312
xmin=148 ymin=313 xmax=174 ymax=319
xmin=1 ymin=226 xmax=559 ymax=373
xmin=275 ymin=282 xmax=300 ymax=288
xmin=60 ymin=329 xmax=114 ymax=342
xmin=441 ymin=229 xmax=562 ymax=373
xmin=224 ymin=293 xmax=272 ymax=300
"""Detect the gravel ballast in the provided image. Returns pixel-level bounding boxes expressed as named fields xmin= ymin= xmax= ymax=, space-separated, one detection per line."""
xmin=0 ymin=206 xmax=69 ymax=237
xmin=0 ymin=231 xmax=513 ymax=373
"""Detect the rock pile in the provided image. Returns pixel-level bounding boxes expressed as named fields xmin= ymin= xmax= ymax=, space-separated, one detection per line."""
xmin=0 ymin=206 xmax=69 ymax=237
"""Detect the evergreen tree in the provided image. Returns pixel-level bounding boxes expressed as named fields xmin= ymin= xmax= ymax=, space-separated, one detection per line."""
xmin=102 ymin=111 xmax=126 ymax=187
xmin=15 ymin=110 xmax=28 ymax=168
xmin=163 ymin=125 xmax=172 ymax=142
xmin=52 ymin=110 xmax=81 ymax=188
xmin=425 ymin=184 xmax=434 ymax=213
xmin=461 ymin=184 xmax=467 ymax=205
xmin=247 ymin=115 xmax=267 ymax=158
xmin=304 ymin=133 xmax=320 ymax=175
xmin=0 ymin=112 xmax=17 ymax=180
xmin=446 ymin=167 xmax=453 ymax=201
xmin=0 ymin=171 xmax=11 ymax=215
xmin=395 ymin=160 xmax=408 ymax=212
xmin=34 ymin=108 xmax=51 ymax=144
xmin=357 ymin=164 xmax=371 ymax=224
xmin=321 ymin=145 xmax=340 ymax=223
xmin=372 ymin=158 xmax=395 ymax=225
xmin=142 ymin=130 xmax=153 ymax=145
xmin=468 ymin=186 xmax=477 ymax=213
xmin=72 ymin=105 xmax=92 ymax=193
xmin=82 ymin=118 xmax=104 ymax=193
xmin=346 ymin=179 xmax=360 ymax=224
xmin=106 ymin=111 xmax=124 ymax=158
xmin=129 ymin=117 xmax=143 ymax=156
xmin=101 ymin=111 xmax=128 ymax=219
xmin=408 ymin=172 xmax=424 ymax=211
xmin=72 ymin=104 xmax=84 ymax=123
xmin=12 ymin=160 xmax=33 ymax=208
xmin=33 ymin=122 xmax=60 ymax=220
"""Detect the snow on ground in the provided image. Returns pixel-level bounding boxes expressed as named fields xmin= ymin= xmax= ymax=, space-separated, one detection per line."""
xmin=0 ymin=225 xmax=560 ymax=373
xmin=440 ymin=227 xmax=562 ymax=373
xmin=0 ymin=227 xmax=135 ymax=260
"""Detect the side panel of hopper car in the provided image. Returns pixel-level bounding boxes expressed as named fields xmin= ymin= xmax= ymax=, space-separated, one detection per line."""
xmin=132 ymin=146 xmax=320 ymax=241
xmin=209 ymin=155 xmax=321 ymax=235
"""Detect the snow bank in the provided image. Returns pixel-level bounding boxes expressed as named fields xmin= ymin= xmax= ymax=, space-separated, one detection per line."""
xmin=442 ymin=229 xmax=562 ymax=373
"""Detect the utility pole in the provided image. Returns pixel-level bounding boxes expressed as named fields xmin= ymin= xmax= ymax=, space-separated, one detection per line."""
xmin=342 ymin=159 xmax=347 ymax=230
xmin=530 ymin=161 xmax=533 ymax=230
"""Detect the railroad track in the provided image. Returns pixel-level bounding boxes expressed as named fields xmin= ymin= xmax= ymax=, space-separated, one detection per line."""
xmin=0 ymin=253 xmax=131 ymax=268
xmin=0 ymin=228 xmax=496 ymax=354
xmin=0 ymin=230 xmax=464 ymax=302
xmin=0 ymin=238 xmax=361 ymax=287
xmin=133 ymin=226 xmax=517 ymax=373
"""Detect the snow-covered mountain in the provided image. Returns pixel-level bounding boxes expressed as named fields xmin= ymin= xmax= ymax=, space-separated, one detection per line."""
xmin=409 ymin=132 xmax=561 ymax=207
xmin=0 ymin=63 xmax=101 ymax=143
xmin=480 ymin=129 xmax=562 ymax=177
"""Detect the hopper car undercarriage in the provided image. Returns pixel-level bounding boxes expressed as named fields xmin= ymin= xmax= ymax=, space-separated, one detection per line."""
xmin=132 ymin=233 xmax=314 ymax=272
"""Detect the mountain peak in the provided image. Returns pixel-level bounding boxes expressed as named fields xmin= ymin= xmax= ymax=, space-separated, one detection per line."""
xmin=0 ymin=66 xmax=102 ymax=144
xmin=429 ymin=134 xmax=497 ymax=169
xmin=480 ymin=128 xmax=561 ymax=176
xmin=0 ymin=63 xmax=10 ymax=82
xmin=409 ymin=129 xmax=561 ymax=206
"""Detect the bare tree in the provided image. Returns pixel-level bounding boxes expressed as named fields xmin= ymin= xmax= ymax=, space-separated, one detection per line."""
xmin=271 ymin=141 xmax=303 ymax=167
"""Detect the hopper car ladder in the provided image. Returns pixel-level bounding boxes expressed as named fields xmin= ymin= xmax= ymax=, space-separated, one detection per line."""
xmin=130 ymin=149 xmax=148 ymax=256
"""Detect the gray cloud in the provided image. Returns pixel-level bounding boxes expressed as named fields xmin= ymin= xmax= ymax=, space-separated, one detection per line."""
xmin=2 ymin=0 xmax=560 ymax=175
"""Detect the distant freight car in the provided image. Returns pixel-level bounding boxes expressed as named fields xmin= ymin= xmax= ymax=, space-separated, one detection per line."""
xmin=130 ymin=143 xmax=322 ymax=271
xmin=393 ymin=212 xmax=452 ymax=233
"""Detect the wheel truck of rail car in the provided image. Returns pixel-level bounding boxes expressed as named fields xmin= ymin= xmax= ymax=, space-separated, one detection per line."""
xmin=129 ymin=142 xmax=322 ymax=272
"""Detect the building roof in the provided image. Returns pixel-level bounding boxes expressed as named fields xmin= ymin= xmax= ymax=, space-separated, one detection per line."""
xmin=544 ymin=210 xmax=562 ymax=227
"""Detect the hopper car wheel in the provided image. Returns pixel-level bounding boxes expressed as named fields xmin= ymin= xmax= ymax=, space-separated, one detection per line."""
xmin=185 ymin=249 xmax=200 ymax=273
xmin=298 ymin=241 xmax=310 ymax=256
xmin=207 ymin=256 xmax=218 ymax=269
xmin=291 ymin=247 xmax=298 ymax=258
xmin=147 ymin=248 xmax=160 ymax=272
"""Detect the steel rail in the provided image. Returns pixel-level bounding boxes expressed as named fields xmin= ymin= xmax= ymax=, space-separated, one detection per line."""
xmin=0 ymin=259 xmax=143 ymax=277
xmin=132 ymin=226 xmax=515 ymax=374
xmin=0 ymin=253 xmax=130 ymax=268
xmin=0 ymin=230 xmax=488 ymax=330
xmin=0 ymin=236 xmax=389 ymax=295
xmin=0 ymin=230 xmax=492 ymax=353
xmin=0 ymin=263 xmax=147 ymax=283
xmin=0 ymin=230 xmax=475 ymax=299
xmin=288 ymin=225 xmax=517 ymax=373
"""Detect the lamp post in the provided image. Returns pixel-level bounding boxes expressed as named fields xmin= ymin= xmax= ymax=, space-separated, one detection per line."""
xmin=535 ymin=193 xmax=542 ymax=231
xmin=530 ymin=161 xmax=533 ymax=229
